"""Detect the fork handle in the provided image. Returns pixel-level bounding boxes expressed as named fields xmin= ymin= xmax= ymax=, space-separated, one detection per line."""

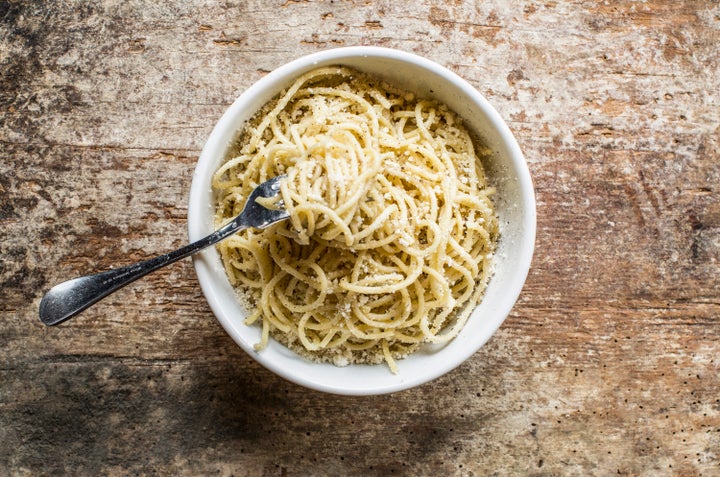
xmin=38 ymin=220 xmax=242 ymax=326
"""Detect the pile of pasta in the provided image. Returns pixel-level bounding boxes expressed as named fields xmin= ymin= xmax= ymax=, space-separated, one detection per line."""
xmin=213 ymin=66 xmax=498 ymax=372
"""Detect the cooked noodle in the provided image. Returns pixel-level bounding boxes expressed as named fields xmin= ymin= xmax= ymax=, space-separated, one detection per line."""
xmin=213 ymin=66 xmax=498 ymax=372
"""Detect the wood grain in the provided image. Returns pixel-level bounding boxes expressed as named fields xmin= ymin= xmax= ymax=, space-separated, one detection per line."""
xmin=1 ymin=1 xmax=719 ymax=475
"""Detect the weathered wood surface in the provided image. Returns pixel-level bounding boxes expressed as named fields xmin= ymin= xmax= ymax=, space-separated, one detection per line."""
xmin=2 ymin=1 xmax=719 ymax=475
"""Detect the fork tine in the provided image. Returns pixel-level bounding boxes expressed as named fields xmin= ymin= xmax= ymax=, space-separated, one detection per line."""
xmin=239 ymin=175 xmax=289 ymax=229
xmin=250 ymin=175 xmax=283 ymax=200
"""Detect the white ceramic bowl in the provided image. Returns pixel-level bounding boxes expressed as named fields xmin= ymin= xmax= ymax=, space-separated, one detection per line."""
xmin=188 ymin=46 xmax=535 ymax=395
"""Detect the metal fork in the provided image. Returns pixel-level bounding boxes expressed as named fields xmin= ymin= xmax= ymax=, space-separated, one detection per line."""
xmin=39 ymin=175 xmax=289 ymax=326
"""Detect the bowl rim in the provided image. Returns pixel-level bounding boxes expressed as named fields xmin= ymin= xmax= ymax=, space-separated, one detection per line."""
xmin=188 ymin=46 xmax=536 ymax=395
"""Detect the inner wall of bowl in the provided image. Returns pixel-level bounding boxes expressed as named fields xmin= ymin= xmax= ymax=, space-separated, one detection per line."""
xmin=190 ymin=48 xmax=533 ymax=395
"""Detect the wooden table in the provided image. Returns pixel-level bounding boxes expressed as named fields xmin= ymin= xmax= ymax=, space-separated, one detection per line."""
xmin=2 ymin=1 xmax=718 ymax=475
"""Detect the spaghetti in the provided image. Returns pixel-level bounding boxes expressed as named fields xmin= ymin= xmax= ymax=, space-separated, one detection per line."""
xmin=213 ymin=66 xmax=498 ymax=372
